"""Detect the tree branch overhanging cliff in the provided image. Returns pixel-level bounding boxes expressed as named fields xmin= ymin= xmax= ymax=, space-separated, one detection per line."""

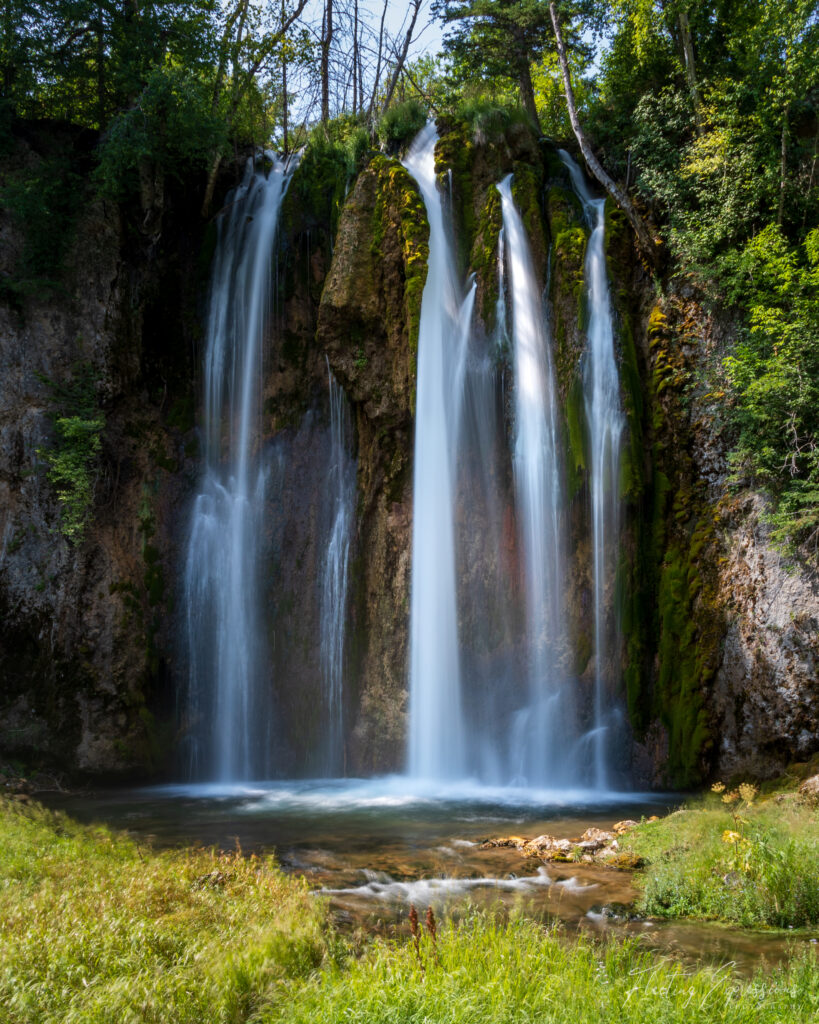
xmin=548 ymin=1 xmax=663 ymax=267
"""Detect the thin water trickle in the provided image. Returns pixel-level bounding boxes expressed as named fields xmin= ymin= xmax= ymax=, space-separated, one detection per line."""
xmin=497 ymin=175 xmax=575 ymax=786
xmin=558 ymin=151 xmax=626 ymax=789
xmin=183 ymin=152 xmax=296 ymax=782
xmin=403 ymin=124 xmax=475 ymax=780
xmin=320 ymin=361 xmax=356 ymax=775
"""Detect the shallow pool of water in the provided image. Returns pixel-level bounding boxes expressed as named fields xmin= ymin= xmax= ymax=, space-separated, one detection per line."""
xmin=40 ymin=777 xmax=817 ymax=974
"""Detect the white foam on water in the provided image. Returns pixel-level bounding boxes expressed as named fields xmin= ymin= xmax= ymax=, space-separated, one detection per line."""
xmin=140 ymin=776 xmax=666 ymax=814
xmin=321 ymin=866 xmax=555 ymax=904
xmin=554 ymin=876 xmax=597 ymax=893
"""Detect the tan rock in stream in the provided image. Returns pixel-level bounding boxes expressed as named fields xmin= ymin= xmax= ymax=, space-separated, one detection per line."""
xmin=576 ymin=828 xmax=615 ymax=851
xmin=522 ymin=835 xmax=573 ymax=860
xmin=480 ymin=836 xmax=528 ymax=849
xmin=798 ymin=775 xmax=819 ymax=804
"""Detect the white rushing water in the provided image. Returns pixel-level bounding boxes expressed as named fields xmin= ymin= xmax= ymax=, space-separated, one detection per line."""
xmin=403 ymin=124 xmax=475 ymax=780
xmin=558 ymin=152 xmax=626 ymax=789
xmin=183 ymin=152 xmax=296 ymax=781
xmin=319 ymin=362 xmax=356 ymax=775
xmin=497 ymin=175 xmax=575 ymax=786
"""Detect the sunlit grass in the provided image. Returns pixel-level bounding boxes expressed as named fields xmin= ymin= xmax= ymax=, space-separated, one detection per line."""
xmin=624 ymin=788 xmax=819 ymax=928
xmin=267 ymin=912 xmax=819 ymax=1024
xmin=0 ymin=797 xmax=328 ymax=1023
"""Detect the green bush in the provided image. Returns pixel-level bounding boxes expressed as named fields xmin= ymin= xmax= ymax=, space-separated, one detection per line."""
xmin=454 ymin=96 xmax=532 ymax=144
xmin=722 ymin=225 xmax=819 ymax=551
xmin=36 ymin=364 xmax=105 ymax=544
xmin=376 ymin=99 xmax=428 ymax=152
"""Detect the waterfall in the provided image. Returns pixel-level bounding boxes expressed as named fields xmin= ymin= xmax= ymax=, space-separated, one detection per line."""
xmin=183 ymin=152 xmax=295 ymax=782
xmin=497 ymin=175 xmax=575 ymax=786
xmin=319 ymin=362 xmax=356 ymax=775
xmin=403 ymin=124 xmax=475 ymax=780
xmin=558 ymin=151 xmax=626 ymax=790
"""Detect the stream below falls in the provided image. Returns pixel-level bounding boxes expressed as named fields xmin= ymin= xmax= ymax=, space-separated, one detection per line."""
xmin=39 ymin=781 xmax=818 ymax=976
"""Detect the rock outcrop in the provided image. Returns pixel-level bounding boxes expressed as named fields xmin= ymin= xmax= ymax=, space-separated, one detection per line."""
xmin=1 ymin=116 xmax=818 ymax=786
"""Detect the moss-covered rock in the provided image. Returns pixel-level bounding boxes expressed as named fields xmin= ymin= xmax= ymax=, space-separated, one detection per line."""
xmin=470 ymin=187 xmax=503 ymax=331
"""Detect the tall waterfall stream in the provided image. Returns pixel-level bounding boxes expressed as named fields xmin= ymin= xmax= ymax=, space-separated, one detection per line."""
xmin=183 ymin=153 xmax=296 ymax=781
xmin=559 ymin=151 xmax=627 ymax=789
xmin=319 ymin=363 xmax=356 ymax=776
xmin=403 ymin=125 xmax=475 ymax=780
xmin=498 ymin=175 xmax=574 ymax=786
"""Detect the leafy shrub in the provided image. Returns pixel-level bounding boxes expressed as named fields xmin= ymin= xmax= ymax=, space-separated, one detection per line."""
xmin=722 ymin=225 xmax=819 ymax=551
xmin=36 ymin=363 xmax=104 ymax=543
xmin=455 ymin=96 xmax=532 ymax=144
xmin=377 ymin=98 xmax=428 ymax=152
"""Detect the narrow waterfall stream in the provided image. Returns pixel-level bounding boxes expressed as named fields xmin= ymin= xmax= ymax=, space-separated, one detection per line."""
xmin=497 ymin=176 xmax=576 ymax=786
xmin=319 ymin=363 xmax=356 ymax=775
xmin=559 ymin=152 xmax=626 ymax=788
xmin=403 ymin=124 xmax=475 ymax=780
xmin=183 ymin=153 xmax=296 ymax=781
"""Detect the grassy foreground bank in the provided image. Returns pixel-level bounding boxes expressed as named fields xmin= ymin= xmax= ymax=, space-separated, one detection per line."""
xmin=623 ymin=783 xmax=819 ymax=929
xmin=1 ymin=797 xmax=819 ymax=1024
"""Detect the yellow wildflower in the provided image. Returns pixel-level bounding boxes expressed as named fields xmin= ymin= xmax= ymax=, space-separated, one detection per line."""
xmin=738 ymin=783 xmax=758 ymax=805
xmin=711 ymin=782 xmax=726 ymax=793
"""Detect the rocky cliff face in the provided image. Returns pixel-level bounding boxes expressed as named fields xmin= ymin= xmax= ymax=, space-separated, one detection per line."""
xmin=0 ymin=124 xmax=203 ymax=775
xmin=1 ymin=117 xmax=817 ymax=786
xmin=617 ymin=272 xmax=819 ymax=786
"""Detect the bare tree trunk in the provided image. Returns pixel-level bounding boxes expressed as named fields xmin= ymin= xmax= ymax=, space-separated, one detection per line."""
xmin=518 ymin=57 xmax=540 ymax=130
xmin=96 ymin=3 xmax=106 ymax=128
xmin=778 ymin=108 xmax=789 ymax=226
xmin=367 ymin=0 xmax=389 ymax=121
xmin=803 ymin=124 xmax=819 ymax=231
xmin=229 ymin=0 xmax=250 ymax=112
xmin=380 ymin=0 xmax=421 ymax=113
xmin=677 ymin=8 xmax=703 ymax=130
xmin=211 ymin=0 xmax=245 ymax=114
xmin=352 ymin=0 xmax=359 ymax=114
xmin=202 ymin=153 xmax=224 ymax=218
xmin=201 ymin=0 xmax=307 ymax=215
xmin=358 ymin=12 xmax=364 ymax=116
xmin=402 ymin=63 xmax=441 ymax=115
xmin=548 ymin=1 xmax=661 ymax=264
xmin=281 ymin=0 xmax=288 ymax=154
xmin=321 ymin=0 xmax=333 ymax=123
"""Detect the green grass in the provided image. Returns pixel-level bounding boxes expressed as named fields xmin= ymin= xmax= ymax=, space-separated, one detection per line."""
xmin=2 ymin=796 xmax=819 ymax=1023
xmin=623 ymin=789 xmax=819 ymax=928
xmin=0 ymin=798 xmax=328 ymax=1023
xmin=267 ymin=914 xmax=819 ymax=1024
